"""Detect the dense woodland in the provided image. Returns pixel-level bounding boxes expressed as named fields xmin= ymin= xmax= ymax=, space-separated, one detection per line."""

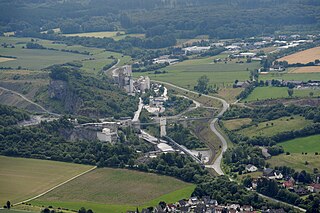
xmin=167 ymin=123 xmax=206 ymax=149
xmin=1 ymin=0 xmax=320 ymax=51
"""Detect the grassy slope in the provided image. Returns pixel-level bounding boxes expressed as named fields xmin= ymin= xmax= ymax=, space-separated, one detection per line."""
xmin=0 ymin=46 xmax=89 ymax=70
xmin=237 ymin=116 xmax=311 ymax=138
xmin=0 ymin=156 xmax=93 ymax=205
xmin=267 ymin=153 xmax=320 ymax=173
xmin=244 ymin=87 xmax=320 ymax=102
xmin=33 ymin=168 xmax=195 ymax=212
xmin=279 ymin=135 xmax=320 ymax=153
xmin=0 ymin=36 xmax=132 ymax=75
xmin=222 ymin=118 xmax=252 ymax=131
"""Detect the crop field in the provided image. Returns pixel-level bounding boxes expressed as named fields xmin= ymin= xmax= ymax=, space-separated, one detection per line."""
xmin=134 ymin=55 xmax=259 ymax=93
xmin=237 ymin=116 xmax=312 ymax=138
xmin=243 ymin=87 xmax=320 ymax=102
xmin=33 ymin=168 xmax=195 ymax=213
xmin=0 ymin=57 xmax=16 ymax=63
xmin=0 ymin=156 xmax=93 ymax=205
xmin=279 ymin=135 xmax=320 ymax=153
xmin=63 ymin=31 xmax=145 ymax=41
xmin=288 ymin=66 xmax=320 ymax=73
xmin=222 ymin=118 xmax=252 ymax=131
xmin=259 ymin=72 xmax=320 ymax=82
xmin=277 ymin=46 xmax=320 ymax=64
xmin=267 ymin=153 xmax=320 ymax=173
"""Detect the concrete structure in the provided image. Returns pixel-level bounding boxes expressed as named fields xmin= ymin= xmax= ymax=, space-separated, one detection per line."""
xmin=135 ymin=76 xmax=150 ymax=93
xmin=97 ymin=127 xmax=118 ymax=143
xmin=112 ymin=65 xmax=134 ymax=94
xmin=160 ymin=117 xmax=167 ymax=137
xmin=182 ymin=46 xmax=211 ymax=54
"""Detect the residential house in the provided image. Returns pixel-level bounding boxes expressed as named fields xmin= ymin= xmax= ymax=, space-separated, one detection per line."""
xmin=283 ymin=177 xmax=295 ymax=189
xmin=308 ymin=183 xmax=320 ymax=193
xmin=246 ymin=164 xmax=258 ymax=172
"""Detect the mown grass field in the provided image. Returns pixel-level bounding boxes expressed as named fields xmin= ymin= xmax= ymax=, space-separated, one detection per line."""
xmin=0 ymin=210 xmax=36 ymax=213
xmin=0 ymin=36 xmax=132 ymax=74
xmin=33 ymin=168 xmax=195 ymax=213
xmin=237 ymin=116 xmax=311 ymax=138
xmin=0 ymin=156 xmax=93 ymax=205
xmin=243 ymin=87 xmax=320 ymax=102
xmin=267 ymin=153 xmax=320 ymax=173
xmin=279 ymin=135 xmax=320 ymax=153
xmin=63 ymin=31 xmax=145 ymax=41
xmin=222 ymin=118 xmax=252 ymax=131
xmin=0 ymin=46 xmax=89 ymax=70
xmin=134 ymin=55 xmax=259 ymax=89
xmin=259 ymin=72 xmax=320 ymax=82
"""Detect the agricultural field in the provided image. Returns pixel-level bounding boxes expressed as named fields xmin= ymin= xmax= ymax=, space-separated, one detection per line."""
xmin=63 ymin=31 xmax=145 ymax=41
xmin=277 ymin=46 xmax=320 ymax=64
xmin=267 ymin=153 xmax=320 ymax=173
xmin=0 ymin=210 xmax=36 ymax=213
xmin=289 ymin=66 xmax=320 ymax=73
xmin=222 ymin=118 xmax=252 ymax=131
xmin=259 ymin=72 xmax=320 ymax=82
xmin=243 ymin=87 xmax=320 ymax=102
xmin=279 ymin=135 xmax=320 ymax=153
xmin=0 ymin=57 xmax=16 ymax=63
xmin=0 ymin=46 xmax=89 ymax=70
xmin=33 ymin=168 xmax=195 ymax=213
xmin=0 ymin=156 xmax=93 ymax=205
xmin=236 ymin=116 xmax=312 ymax=138
xmin=135 ymin=55 xmax=259 ymax=102
xmin=0 ymin=36 xmax=132 ymax=74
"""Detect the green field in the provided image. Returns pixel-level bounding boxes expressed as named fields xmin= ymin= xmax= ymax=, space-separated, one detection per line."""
xmin=279 ymin=135 xmax=320 ymax=153
xmin=259 ymin=72 xmax=320 ymax=82
xmin=33 ymin=168 xmax=195 ymax=213
xmin=0 ymin=156 xmax=93 ymax=205
xmin=63 ymin=31 xmax=145 ymax=41
xmin=0 ymin=36 xmax=132 ymax=74
xmin=237 ymin=116 xmax=312 ymax=137
xmin=267 ymin=153 xmax=320 ymax=173
xmin=222 ymin=118 xmax=252 ymax=131
xmin=0 ymin=46 xmax=89 ymax=70
xmin=0 ymin=210 xmax=36 ymax=213
xmin=134 ymin=55 xmax=259 ymax=89
xmin=244 ymin=87 xmax=320 ymax=102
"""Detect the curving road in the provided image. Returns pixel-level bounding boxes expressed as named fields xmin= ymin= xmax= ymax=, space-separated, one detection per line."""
xmin=152 ymin=80 xmax=229 ymax=175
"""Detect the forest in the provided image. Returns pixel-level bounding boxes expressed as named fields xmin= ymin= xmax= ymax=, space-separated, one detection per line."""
xmin=1 ymin=0 xmax=319 ymax=43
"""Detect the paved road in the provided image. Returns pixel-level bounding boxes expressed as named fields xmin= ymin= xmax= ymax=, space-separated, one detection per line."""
xmin=132 ymin=97 xmax=144 ymax=122
xmin=152 ymin=80 xmax=229 ymax=175
xmin=0 ymin=86 xmax=60 ymax=116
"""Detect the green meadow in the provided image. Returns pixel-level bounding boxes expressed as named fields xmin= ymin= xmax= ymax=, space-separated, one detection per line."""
xmin=244 ymin=87 xmax=320 ymax=102
xmin=0 ymin=36 xmax=131 ymax=74
xmin=0 ymin=156 xmax=93 ymax=205
xmin=236 ymin=116 xmax=311 ymax=138
xmin=33 ymin=168 xmax=195 ymax=213
xmin=279 ymin=135 xmax=320 ymax=153
xmin=134 ymin=55 xmax=260 ymax=89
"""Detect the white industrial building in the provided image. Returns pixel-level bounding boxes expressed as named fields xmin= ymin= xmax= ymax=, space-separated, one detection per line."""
xmin=97 ymin=128 xmax=118 ymax=144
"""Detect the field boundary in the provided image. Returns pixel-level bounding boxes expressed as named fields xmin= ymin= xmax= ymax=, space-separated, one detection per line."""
xmin=13 ymin=166 xmax=97 ymax=206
